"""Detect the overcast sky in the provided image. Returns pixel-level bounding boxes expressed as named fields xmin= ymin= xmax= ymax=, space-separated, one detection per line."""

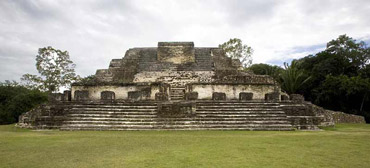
xmin=1 ymin=0 xmax=370 ymax=82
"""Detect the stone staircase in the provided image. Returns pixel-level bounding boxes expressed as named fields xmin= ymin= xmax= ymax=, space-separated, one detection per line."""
xmin=170 ymin=86 xmax=186 ymax=100
xmin=60 ymin=102 xmax=159 ymax=131
xmin=60 ymin=101 xmax=293 ymax=131
xmin=194 ymin=101 xmax=293 ymax=130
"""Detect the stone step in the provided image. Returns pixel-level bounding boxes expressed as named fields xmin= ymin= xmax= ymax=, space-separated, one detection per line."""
xmin=196 ymin=103 xmax=280 ymax=106
xmin=196 ymin=114 xmax=287 ymax=118
xmin=64 ymin=117 xmax=289 ymax=122
xmin=61 ymin=124 xmax=293 ymax=130
xmin=171 ymin=97 xmax=184 ymax=99
xmin=66 ymin=114 xmax=157 ymax=118
xmin=171 ymin=98 xmax=184 ymax=100
xmin=63 ymin=120 xmax=290 ymax=125
xmin=196 ymin=108 xmax=282 ymax=111
xmin=68 ymin=111 xmax=157 ymax=115
xmin=171 ymin=87 xmax=185 ymax=90
xmin=70 ymin=105 xmax=157 ymax=109
xmin=70 ymin=102 xmax=158 ymax=105
xmin=57 ymin=100 xmax=294 ymax=131
xmin=61 ymin=127 xmax=293 ymax=131
xmin=170 ymin=94 xmax=185 ymax=97
xmin=196 ymin=110 xmax=285 ymax=115
xmin=171 ymin=91 xmax=185 ymax=93
xmin=196 ymin=102 xmax=279 ymax=104
xmin=70 ymin=108 xmax=157 ymax=112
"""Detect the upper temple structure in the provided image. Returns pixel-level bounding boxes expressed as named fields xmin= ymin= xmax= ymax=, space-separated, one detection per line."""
xmin=72 ymin=42 xmax=278 ymax=101
xmin=17 ymin=42 xmax=366 ymax=131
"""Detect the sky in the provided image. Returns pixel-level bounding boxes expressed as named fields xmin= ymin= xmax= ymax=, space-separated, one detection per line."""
xmin=1 ymin=0 xmax=370 ymax=82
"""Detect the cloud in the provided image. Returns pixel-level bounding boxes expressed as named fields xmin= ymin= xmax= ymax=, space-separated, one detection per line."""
xmin=0 ymin=0 xmax=369 ymax=82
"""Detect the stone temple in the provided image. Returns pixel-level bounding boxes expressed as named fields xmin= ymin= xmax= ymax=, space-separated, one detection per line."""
xmin=18 ymin=42 xmax=365 ymax=130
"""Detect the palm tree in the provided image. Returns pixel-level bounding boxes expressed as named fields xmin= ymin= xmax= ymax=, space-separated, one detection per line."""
xmin=280 ymin=60 xmax=311 ymax=94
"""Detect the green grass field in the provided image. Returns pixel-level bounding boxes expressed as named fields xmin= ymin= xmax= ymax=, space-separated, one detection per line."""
xmin=1 ymin=124 xmax=369 ymax=168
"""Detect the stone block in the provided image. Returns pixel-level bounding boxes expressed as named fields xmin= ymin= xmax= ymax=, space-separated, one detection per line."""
xmin=48 ymin=93 xmax=64 ymax=102
xmin=128 ymin=90 xmax=151 ymax=101
xmin=331 ymin=111 xmax=366 ymax=124
xmin=239 ymin=92 xmax=253 ymax=100
xmin=128 ymin=91 xmax=143 ymax=101
xmin=281 ymin=95 xmax=289 ymax=100
xmin=290 ymin=94 xmax=304 ymax=103
xmin=155 ymin=92 xmax=168 ymax=101
xmin=265 ymin=92 xmax=279 ymax=101
xmin=185 ymin=92 xmax=198 ymax=100
xmin=74 ymin=90 xmax=89 ymax=101
xmin=157 ymin=102 xmax=196 ymax=117
xmin=212 ymin=92 xmax=226 ymax=100
xmin=157 ymin=42 xmax=195 ymax=64
xmin=101 ymin=91 xmax=115 ymax=100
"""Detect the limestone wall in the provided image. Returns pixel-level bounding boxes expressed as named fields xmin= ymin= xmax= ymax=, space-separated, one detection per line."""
xmin=157 ymin=42 xmax=195 ymax=64
xmin=189 ymin=84 xmax=276 ymax=100
xmin=133 ymin=71 xmax=214 ymax=84
xmin=71 ymin=85 xmax=161 ymax=100
xmin=329 ymin=110 xmax=366 ymax=124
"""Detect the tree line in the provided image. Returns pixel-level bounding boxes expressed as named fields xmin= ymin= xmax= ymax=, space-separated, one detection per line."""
xmin=248 ymin=35 xmax=370 ymax=122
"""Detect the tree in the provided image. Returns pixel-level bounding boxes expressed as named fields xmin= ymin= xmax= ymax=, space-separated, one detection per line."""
xmin=219 ymin=38 xmax=253 ymax=67
xmin=248 ymin=63 xmax=283 ymax=82
xmin=0 ymin=83 xmax=47 ymax=124
xmin=0 ymin=80 xmax=19 ymax=87
xmin=21 ymin=46 xmax=79 ymax=92
xmin=315 ymin=75 xmax=370 ymax=115
xmin=295 ymin=34 xmax=370 ymax=122
xmin=280 ymin=60 xmax=311 ymax=94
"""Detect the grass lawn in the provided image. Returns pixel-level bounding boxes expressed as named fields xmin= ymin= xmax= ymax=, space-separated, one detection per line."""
xmin=0 ymin=124 xmax=370 ymax=168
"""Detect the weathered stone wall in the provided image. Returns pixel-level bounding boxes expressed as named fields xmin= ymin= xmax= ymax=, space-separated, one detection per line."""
xmin=133 ymin=71 xmax=214 ymax=84
xmin=280 ymin=102 xmax=324 ymax=130
xmin=17 ymin=104 xmax=69 ymax=129
xmin=328 ymin=110 xmax=366 ymax=124
xmin=157 ymin=42 xmax=195 ymax=64
xmin=188 ymin=84 xmax=276 ymax=100
xmin=281 ymin=101 xmax=366 ymax=129
xmin=71 ymin=84 xmax=165 ymax=100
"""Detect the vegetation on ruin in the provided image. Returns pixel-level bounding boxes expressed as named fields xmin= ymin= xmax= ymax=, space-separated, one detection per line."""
xmin=219 ymin=38 xmax=253 ymax=67
xmin=249 ymin=35 xmax=370 ymax=122
xmin=21 ymin=46 xmax=79 ymax=93
xmin=0 ymin=81 xmax=47 ymax=124
xmin=248 ymin=63 xmax=283 ymax=81
xmin=0 ymin=124 xmax=369 ymax=167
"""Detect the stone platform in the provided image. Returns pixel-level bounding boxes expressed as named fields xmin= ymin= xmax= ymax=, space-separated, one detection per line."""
xmin=18 ymin=100 xmax=332 ymax=131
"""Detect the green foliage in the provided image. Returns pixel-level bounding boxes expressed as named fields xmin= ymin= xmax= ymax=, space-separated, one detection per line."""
xmin=280 ymin=60 xmax=311 ymax=94
xmin=296 ymin=34 xmax=370 ymax=122
xmin=76 ymin=75 xmax=97 ymax=85
xmin=248 ymin=63 xmax=283 ymax=81
xmin=219 ymin=38 xmax=253 ymax=67
xmin=0 ymin=84 xmax=47 ymax=124
xmin=247 ymin=35 xmax=369 ymax=122
xmin=315 ymin=75 xmax=370 ymax=115
xmin=0 ymin=80 xmax=19 ymax=87
xmin=21 ymin=46 xmax=79 ymax=92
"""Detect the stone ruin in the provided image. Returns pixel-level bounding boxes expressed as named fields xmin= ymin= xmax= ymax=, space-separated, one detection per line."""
xmin=17 ymin=42 xmax=365 ymax=130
